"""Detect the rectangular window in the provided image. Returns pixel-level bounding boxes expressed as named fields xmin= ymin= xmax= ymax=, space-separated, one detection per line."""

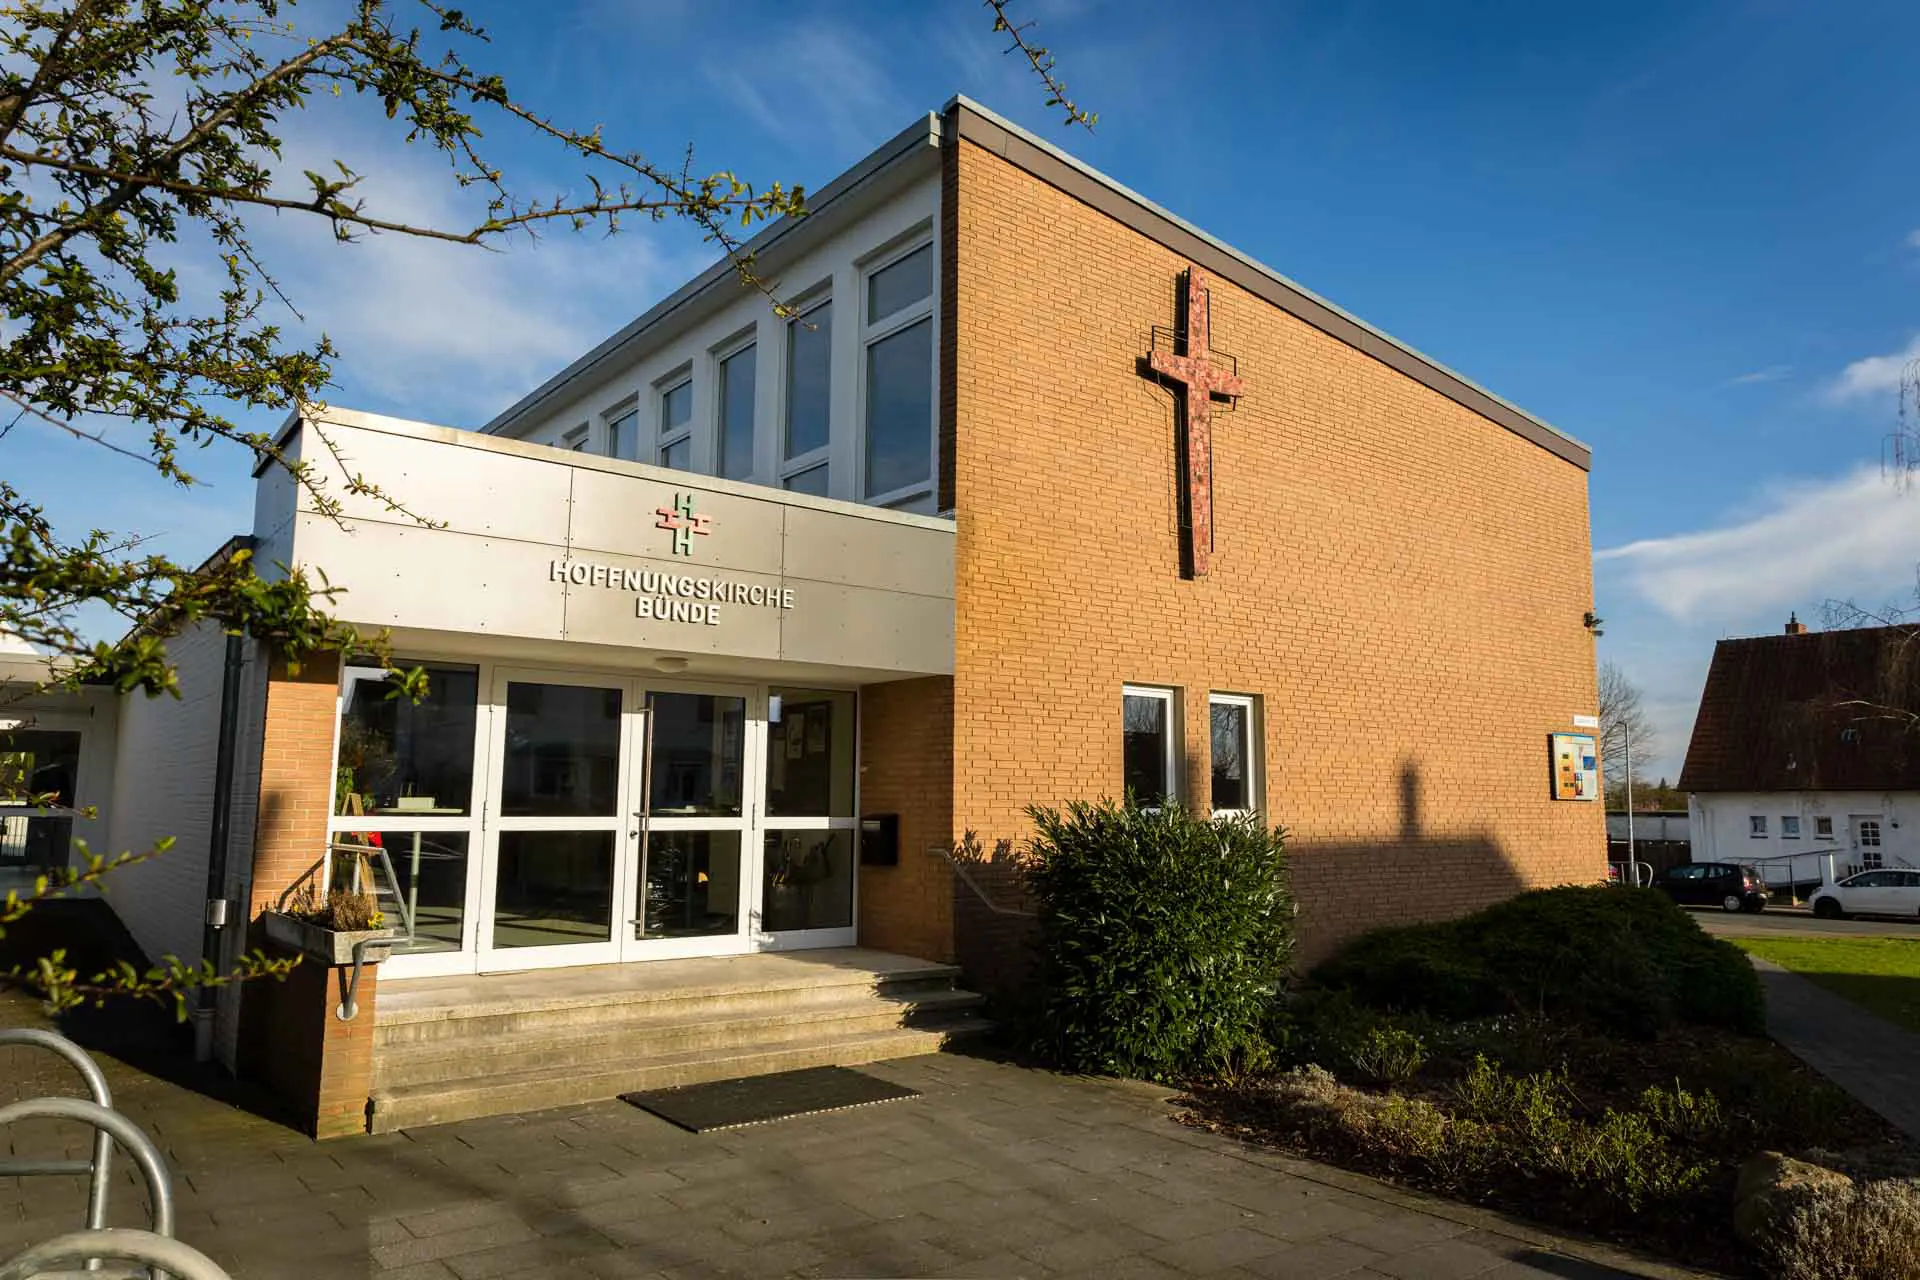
xmin=1209 ymin=694 xmax=1258 ymax=816
xmin=658 ymin=377 xmax=692 ymax=470
xmin=607 ymin=408 xmax=639 ymax=461
xmin=561 ymin=425 xmax=588 ymax=452
xmin=718 ymin=344 xmax=756 ymax=481
xmin=331 ymin=661 xmax=481 ymax=960
xmin=1816 ymin=816 xmax=1835 ymax=838
xmin=1781 ymin=816 xmax=1801 ymax=839
xmin=785 ymin=300 xmax=831 ymax=462
xmin=1749 ymin=815 xmax=1768 ymax=837
xmin=862 ymin=241 xmax=934 ymax=501
xmin=0 ymin=729 xmax=82 ymax=871
xmin=783 ymin=464 xmax=829 ymax=497
xmin=761 ymin=688 xmax=858 ymax=936
xmin=1122 ymin=685 xmax=1177 ymax=808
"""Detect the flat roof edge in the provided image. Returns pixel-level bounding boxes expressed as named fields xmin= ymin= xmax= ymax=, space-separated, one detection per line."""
xmin=942 ymin=95 xmax=1591 ymax=472
xmin=481 ymin=113 xmax=943 ymax=439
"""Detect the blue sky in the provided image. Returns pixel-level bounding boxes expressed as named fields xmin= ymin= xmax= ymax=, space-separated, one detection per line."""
xmin=13 ymin=0 xmax=1920 ymax=777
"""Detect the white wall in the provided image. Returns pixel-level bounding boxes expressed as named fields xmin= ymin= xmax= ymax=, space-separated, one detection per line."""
xmin=505 ymin=172 xmax=942 ymax=513
xmin=103 ymin=623 xmax=230 ymax=964
xmin=1689 ymin=789 xmax=1920 ymax=884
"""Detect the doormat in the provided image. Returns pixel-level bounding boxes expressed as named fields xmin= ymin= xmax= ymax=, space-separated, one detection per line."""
xmin=622 ymin=1066 xmax=919 ymax=1133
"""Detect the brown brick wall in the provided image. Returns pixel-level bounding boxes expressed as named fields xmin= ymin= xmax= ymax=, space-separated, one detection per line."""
xmin=947 ymin=139 xmax=1605 ymax=967
xmin=858 ymin=676 xmax=956 ymax=961
xmin=246 ymin=651 xmax=340 ymax=919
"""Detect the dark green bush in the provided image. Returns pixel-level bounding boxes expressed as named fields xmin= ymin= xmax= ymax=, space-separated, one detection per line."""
xmin=1023 ymin=798 xmax=1291 ymax=1079
xmin=1313 ymin=886 xmax=1764 ymax=1037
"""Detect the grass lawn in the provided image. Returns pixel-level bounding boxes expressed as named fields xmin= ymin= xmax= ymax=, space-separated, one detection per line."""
xmin=1733 ymin=935 xmax=1920 ymax=1034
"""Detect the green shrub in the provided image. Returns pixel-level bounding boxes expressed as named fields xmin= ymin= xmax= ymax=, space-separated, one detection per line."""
xmin=1313 ymin=885 xmax=1765 ymax=1037
xmin=1347 ymin=1025 xmax=1428 ymax=1087
xmin=1639 ymin=1081 xmax=1728 ymax=1148
xmin=1022 ymin=799 xmax=1291 ymax=1079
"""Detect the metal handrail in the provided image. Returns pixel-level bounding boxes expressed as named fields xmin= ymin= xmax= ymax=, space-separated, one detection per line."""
xmin=0 ymin=1030 xmax=114 ymax=1249
xmin=0 ymin=1230 xmax=228 ymax=1280
xmin=0 ymin=1097 xmax=176 ymax=1280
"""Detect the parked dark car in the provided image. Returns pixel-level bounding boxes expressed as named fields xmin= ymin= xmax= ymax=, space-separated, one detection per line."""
xmin=1651 ymin=861 xmax=1769 ymax=913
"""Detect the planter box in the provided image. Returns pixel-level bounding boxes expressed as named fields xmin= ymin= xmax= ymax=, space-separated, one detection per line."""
xmin=261 ymin=912 xmax=395 ymax=966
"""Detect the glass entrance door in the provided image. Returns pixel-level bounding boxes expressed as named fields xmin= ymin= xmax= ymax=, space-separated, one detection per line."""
xmin=623 ymin=687 xmax=753 ymax=960
xmin=479 ymin=672 xmax=636 ymax=970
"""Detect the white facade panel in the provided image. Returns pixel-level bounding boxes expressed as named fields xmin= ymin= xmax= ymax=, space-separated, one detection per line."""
xmin=1689 ymin=789 xmax=1920 ymax=885
xmin=103 ymin=622 xmax=228 ymax=965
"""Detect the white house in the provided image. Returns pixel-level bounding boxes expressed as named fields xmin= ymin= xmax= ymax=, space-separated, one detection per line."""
xmin=1680 ymin=617 xmax=1920 ymax=890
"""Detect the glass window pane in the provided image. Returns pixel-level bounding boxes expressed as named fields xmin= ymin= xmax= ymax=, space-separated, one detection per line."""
xmin=660 ymin=435 xmax=690 ymax=471
xmin=1211 ymin=701 xmax=1249 ymax=812
xmin=493 ymin=830 xmax=614 ymax=948
xmin=648 ymin=692 xmax=745 ymax=817
xmin=609 ymin=409 xmax=638 ymax=461
xmin=662 ymin=380 xmax=692 ymax=432
xmin=783 ymin=464 xmax=829 ymax=496
xmin=763 ymin=830 xmax=854 ymax=932
xmin=499 ymin=682 xmax=622 ymax=817
xmin=864 ymin=318 xmax=932 ymax=496
xmin=867 ymin=244 xmax=932 ymax=322
xmin=340 ymin=830 xmax=469 ymax=956
xmin=1123 ymin=693 xmax=1169 ymax=806
xmin=719 ymin=345 xmax=756 ymax=480
xmin=766 ymin=689 xmax=855 ymax=817
xmin=643 ymin=830 xmax=741 ymax=938
xmin=0 ymin=729 xmax=81 ymax=870
xmin=337 ymin=664 xmax=478 ymax=817
xmin=786 ymin=302 xmax=831 ymax=460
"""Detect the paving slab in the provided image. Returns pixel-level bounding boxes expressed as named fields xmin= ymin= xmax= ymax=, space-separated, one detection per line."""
xmin=1749 ymin=954 xmax=1920 ymax=1140
xmin=0 ymin=1018 xmax=1718 ymax=1280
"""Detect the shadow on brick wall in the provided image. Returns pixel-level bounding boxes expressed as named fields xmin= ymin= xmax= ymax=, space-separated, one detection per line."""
xmin=948 ymin=761 xmax=1560 ymax=1012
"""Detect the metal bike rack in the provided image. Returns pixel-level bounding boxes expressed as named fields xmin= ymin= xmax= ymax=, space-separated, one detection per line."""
xmin=0 ymin=1031 xmax=116 ymax=1246
xmin=0 ymin=1228 xmax=229 ymax=1280
xmin=0 ymin=1032 xmax=223 ymax=1279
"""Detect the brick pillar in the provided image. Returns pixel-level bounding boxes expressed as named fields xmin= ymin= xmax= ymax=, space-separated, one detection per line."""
xmin=250 ymin=947 xmax=381 ymax=1140
xmin=858 ymin=677 xmax=956 ymax=961
xmin=234 ymin=650 xmax=380 ymax=1138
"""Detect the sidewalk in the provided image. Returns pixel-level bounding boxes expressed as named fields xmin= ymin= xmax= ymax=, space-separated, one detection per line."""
xmin=0 ymin=1028 xmax=1710 ymax=1279
xmin=1749 ymin=956 xmax=1920 ymax=1142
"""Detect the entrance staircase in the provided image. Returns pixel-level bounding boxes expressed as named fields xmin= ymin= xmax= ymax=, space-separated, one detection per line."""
xmin=367 ymin=948 xmax=990 ymax=1132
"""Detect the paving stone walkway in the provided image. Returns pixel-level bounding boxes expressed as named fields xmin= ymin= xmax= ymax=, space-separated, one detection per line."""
xmin=0 ymin=1028 xmax=1709 ymax=1280
xmin=1750 ymin=955 xmax=1920 ymax=1142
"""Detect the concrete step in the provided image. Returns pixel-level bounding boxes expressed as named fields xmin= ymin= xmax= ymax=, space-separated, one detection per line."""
xmin=368 ymin=1019 xmax=993 ymax=1133
xmin=375 ymin=964 xmax=965 ymax=1048
xmin=373 ymin=987 xmax=987 ymax=1089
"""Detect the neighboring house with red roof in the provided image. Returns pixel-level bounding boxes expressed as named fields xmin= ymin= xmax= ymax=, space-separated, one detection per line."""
xmin=1679 ymin=616 xmax=1920 ymax=887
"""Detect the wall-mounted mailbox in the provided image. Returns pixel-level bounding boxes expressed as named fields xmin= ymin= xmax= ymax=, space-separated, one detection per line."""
xmin=859 ymin=813 xmax=899 ymax=866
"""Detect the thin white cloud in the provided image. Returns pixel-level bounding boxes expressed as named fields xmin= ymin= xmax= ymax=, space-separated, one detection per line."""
xmin=1722 ymin=364 xmax=1790 ymax=387
xmin=1907 ymin=228 xmax=1920 ymax=250
xmin=1827 ymin=335 xmax=1920 ymax=403
xmin=1596 ymin=467 xmax=1920 ymax=623
xmin=705 ymin=24 xmax=910 ymax=163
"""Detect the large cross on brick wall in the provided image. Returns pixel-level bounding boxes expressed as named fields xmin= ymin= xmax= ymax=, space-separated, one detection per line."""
xmin=1142 ymin=265 xmax=1244 ymax=578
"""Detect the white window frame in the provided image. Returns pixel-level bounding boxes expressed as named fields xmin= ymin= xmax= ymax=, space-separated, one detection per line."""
xmin=1122 ymin=684 xmax=1179 ymax=810
xmin=1207 ymin=693 xmax=1260 ymax=818
xmin=857 ymin=236 xmax=935 ymax=509
xmin=713 ymin=333 xmax=758 ymax=482
xmin=1816 ymin=816 xmax=1835 ymax=839
xmin=780 ymin=293 xmax=834 ymax=494
xmin=655 ymin=370 xmax=694 ymax=471
xmin=1780 ymin=815 xmax=1800 ymax=840
xmin=602 ymin=397 xmax=639 ymax=462
xmin=1749 ymin=815 xmax=1768 ymax=838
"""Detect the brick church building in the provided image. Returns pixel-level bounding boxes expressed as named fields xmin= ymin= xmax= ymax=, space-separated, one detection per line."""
xmin=4 ymin=96 xmax=1603 ymax=1135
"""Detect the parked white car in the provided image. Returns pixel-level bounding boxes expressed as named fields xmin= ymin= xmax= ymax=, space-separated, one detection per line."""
xmin=1808 ymin=869 xmax=1920 ymax=921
